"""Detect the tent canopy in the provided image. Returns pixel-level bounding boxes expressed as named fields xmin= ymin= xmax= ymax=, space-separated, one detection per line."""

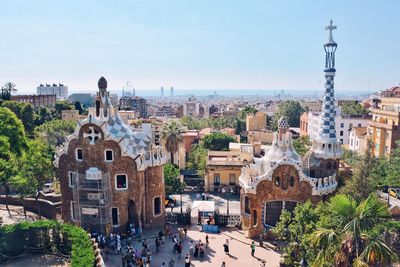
xmin=192 ymin=201 xmax=215 ymax=212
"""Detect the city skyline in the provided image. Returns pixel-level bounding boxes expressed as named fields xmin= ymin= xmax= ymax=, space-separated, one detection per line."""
xmin=1 ymin=0 xmax=400 ymax=94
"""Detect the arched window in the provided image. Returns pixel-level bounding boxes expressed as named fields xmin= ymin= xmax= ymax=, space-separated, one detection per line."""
xmin=275 ymin=176 xmax=280 ymax=186
xmin=290 ymin=176 xmax=295 ymax=187
xmin=252 ymin=210 xmax=257 ymax=226
xmin=244 ymin=196 xmax=250 ymax=215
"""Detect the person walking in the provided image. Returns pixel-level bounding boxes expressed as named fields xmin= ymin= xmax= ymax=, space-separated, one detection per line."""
xmin=189 ymin=240 xmax=194 ymax=256
xmin=205 ymin=235 xmax=209 ymax=248
xmin=185 ymin=254 xmax=191 ymax=267
xmin=223 ymin=239 xmax=229 ymax=255
xmin=221 ymin=262 xmax=226 ymax=267
xmin=155 ymin=237 xmax=160 ymax=252
xmin=168 ymin=258 xmax=175 ymax=267
xmin=251 ymin=241 xmax=256 ymax=257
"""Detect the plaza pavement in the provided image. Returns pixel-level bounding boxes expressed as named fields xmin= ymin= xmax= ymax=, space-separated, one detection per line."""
xmin=106 ymin=225 xmax=281 ymax=267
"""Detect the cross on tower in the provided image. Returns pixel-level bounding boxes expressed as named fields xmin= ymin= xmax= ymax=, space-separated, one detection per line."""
xmin=325 ymin=19 xmax=337 ymax=43
xmin=83 ymin=126 xmax=101 ymax=145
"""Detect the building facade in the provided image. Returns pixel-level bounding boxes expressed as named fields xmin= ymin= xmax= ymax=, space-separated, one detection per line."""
xmin=119 ymin=96 xmax=148 ymax=118
xmin=246 ymin=112 xmax=267 ymax=131
xmin=61 ymin=110 xmax=80 ymax=121
xmin=348 ymin=127 xmax=367 ymax=154
xmin=37 ymin=83 xmax=68 ymax=100
xmin=55 ymin=77 xmax=166 ymax=233
xmin=367 ymin=96 xmax=400 ymax=157
xmin=299 ymin=112 xmax=309 ymax=136
xmin=11 ymin=94 xmax=56 ymax=109
xmin=239 ymin=21 xmax=342 ymax=238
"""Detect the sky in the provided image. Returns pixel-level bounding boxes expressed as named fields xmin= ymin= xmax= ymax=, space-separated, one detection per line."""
xmin=1 ymin=0 xmax=400 ymax=95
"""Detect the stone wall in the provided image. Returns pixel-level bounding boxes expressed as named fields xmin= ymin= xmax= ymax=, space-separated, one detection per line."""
xmin=0 ymin=195 xmax=61 ymax=219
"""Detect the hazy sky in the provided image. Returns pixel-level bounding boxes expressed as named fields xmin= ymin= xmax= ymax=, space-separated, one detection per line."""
xmin=1 ymin=0 xmax=400 ymax=94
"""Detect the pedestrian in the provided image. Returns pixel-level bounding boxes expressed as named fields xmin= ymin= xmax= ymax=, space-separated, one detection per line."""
xmin=177 ymin=242 xmax=182 ymax=259
xmin=173 ymin=235 xmax=178 ymax=244
xmin=205 ymin=235 xmax=209 ymax=248
xmin=251 ymin=241 xmax=255 ymax=257
xmin=179 ymin=229 xmax=184 ymax=242
xmin=221 ymin=262 xmax=226 ymax=267
xmin=161 ymin=262 xmax=166 ymax=267
xmin=194 ymin=243 xmax=199 ymax=257
xmin=156 ymin=237 xmax=161 ymax=252
xmin=185 ymin=254 xmax=191 ymax=267
xmin=183 ymin=227 xmax=188 ymax=238
xmin=142 ymin=238 xmax=148 ymax=249
xmin=223 ymin=239 xmax=229 ymax=255
xmin=168 ymin=258 xmax=175 ymax=267
xmin=198 ymin=212 xmax=202 ymax=225
xmin=170 ymin=205 xmax=173 ymax=213
xmin=121 ymin=254 xmax=126 ymax=267
xmin=189 ymin=240 xmax=194 ymax=256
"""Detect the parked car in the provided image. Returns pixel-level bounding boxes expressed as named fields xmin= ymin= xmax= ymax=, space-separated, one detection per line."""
xmin=42 ymin=182 xmax=54 ymax=194
xmin=388 ymin=188 xmax=400 ymax=199
xmin=165 ymin=196 xmax=176 ymax=207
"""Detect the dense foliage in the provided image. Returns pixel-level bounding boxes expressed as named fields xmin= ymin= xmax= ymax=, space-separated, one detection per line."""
xmin=0 ymin=220 xmax=95 ymax=267
xmin=164 ymin=163 xmax=186 ymax=194
xmin=180 ymin=116 xmax=237 ymax=131
xmin=274 ymin=194 xmax=399 ymax=266
xmin=203 ymin=132 xmax=236 ymax=151
xmin=273 ymin=100 xmax=305 ymax=129
xmin=340 ymin=101 xmax=369 ymax=116
xmin=34 ymin=119 xmax=76 ymax=148
xmin=161 ymin=120 xmax=185 ymax=164
xmin=292 ymin=136 xmax=311 ymax=157
xmin=186 ymin=144 xmax=208 ymax=177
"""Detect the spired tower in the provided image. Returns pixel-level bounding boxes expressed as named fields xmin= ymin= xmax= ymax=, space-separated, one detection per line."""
xmin=313 ymin=20 xmax=342 ymax=159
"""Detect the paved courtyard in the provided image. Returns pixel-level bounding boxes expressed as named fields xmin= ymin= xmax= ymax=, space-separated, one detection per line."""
xmin=107 ymin=225 xmax=281 ymax=267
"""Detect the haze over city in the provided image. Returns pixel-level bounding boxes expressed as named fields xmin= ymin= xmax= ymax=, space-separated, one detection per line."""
xmin=2 ymin=0 xmax=400 ymax=94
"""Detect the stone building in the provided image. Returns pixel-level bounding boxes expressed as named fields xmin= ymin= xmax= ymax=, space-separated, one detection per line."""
xmin=54 ymin=77 xmax=166 ymax=233
xmin=11 ymin=94 xmax=56 ymax=109
xmin=61 ymin=110 xmax=80 ymax=121
xmin=239 ymin=21 xmax=342 ymax=238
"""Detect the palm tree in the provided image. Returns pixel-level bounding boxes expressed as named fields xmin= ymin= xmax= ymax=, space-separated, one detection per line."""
xmin=309 ymin=194 xmax=397 ymax=266
xmin=161 ymin=120 xmax=184 ymax=165
xmin=1 ymin=82 xmax=17 ymax=100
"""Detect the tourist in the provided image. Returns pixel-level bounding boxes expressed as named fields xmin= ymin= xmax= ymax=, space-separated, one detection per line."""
xmin=142 ymin=238 xmax=148 ymax=249
xmin=168 ymin=258 xmax=175 ymax=267
xmin=179 ymin=228 xmax=184 ymax=242
xmin=177 ymin=241 xmax=183 ymax=258
xmin=147 ymin=251 xmax=152 ymax=266
xmin=161 ymin=262 xmax=166 ymax=267
xmin=156 ymin=237 xmax=161 ymax=252
xmin=185 ymin=254 xmax=191 ymax=267
xmin=121 ymin=254 xmax=126 ymax=267
xmin=173 ymin=235 xmax=178 ymax=244
xmin=251 ymin=241 xmax=256 ymax=257
xmin=224 ymin=239 xmax=229 ymax=255
xmin=221 ymin=262 xmax=226 ymax=267
xmin=194 ymin=242 xmax=199 ymax=257
xmin=198 ymin=212 xmax=202 ymax=225
xmin=205 ymin=234 xmax=209 ymax=248
xmin=189 ymin=240 xmax=194 ymax=256
xmin=183 ymin=227 xmax=188 ymax=238
xmin=199 ymin=243 xmax=205 ymax=257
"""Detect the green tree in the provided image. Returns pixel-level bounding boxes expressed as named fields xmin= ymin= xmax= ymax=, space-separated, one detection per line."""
xmin=34 ymin=106 xmax=52 ymax=126
xmin=53 ymin=101 xmax=74 ymax=119
xmin=164 ymin=163 xmax=185 ymax=194
xmin=340 ymin=141 xmax=376 ymax=200
xmin=74 ymin=101 xmax=83 ymax=114
xmin=0 ymin=136 xmax=16 ymax=215
xmin=0 ymin=107 xmax=27 ymax=155
xmin=161 ymin=120 xmax=184 ymax=165
xmin=186 ymin=144 xmax=208 ymax=177
xmin=34 ymin=119 xmax=76 ymax=149
xmin=1 ymin=101 xmax=37 ymax=134
xmin=203 ymin=132 xmax=236 ymax=151
xmin=274 ymin=100 xmax=305 ymax=129
xmin=238 ymin=106 xmax=257 ymax=120
xmin=340 ymin=101 xmax=369 ymax=116
xmin=0 ymin=82 xmax=17 ymax=100
xmin=9 ymin=173 xmax=37 ymax=219
xmin=293 ymin=136 xmax=311 ymax=157
xmin=310 ymin=194 xmax=396 ymax=266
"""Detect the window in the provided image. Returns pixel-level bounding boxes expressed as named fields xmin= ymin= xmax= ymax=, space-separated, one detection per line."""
xmin=68 ymin=172 xmax=76 ymax=187
xmin=76 ymin=148 xmax=83 ymax=161
xmin=358 ymin=123 xmax=361 ymax=127
xmin=115 ymin=174 xmax=127 ymax=190
xmin=244 ymin=196 xmax=250 ymax=214
xmin=112 ymin=208 xmax=119 ymax=225
xmin=154 ymin=196 xmax=161 ymax=215
xmin=214 ymin=174 xmax=220 ymax=185
xmin=340 ymin=139 xmax=343 ymax=144
xmin=340 ymin=123 xmax=344 ymax=128
xmin=275 ymin=176 xmax=280 ymax=186
xmin=105 ymin=149 xmax=113 ymax=162
xmin=340 ymin=131 xmax=343 ymax=136
xmin=229 ymin=174 xmax=236 ymax=185
xmin=70 ymin=201 xmax=76 ymax=220
xmin=290 ymin=176 xmax=295 ymax=187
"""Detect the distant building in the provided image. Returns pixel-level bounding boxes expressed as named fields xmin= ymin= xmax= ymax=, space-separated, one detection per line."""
xmin=205 ymin=150 xmax=253 ymax=192
xmin=367 ymin=96 xmax=400 ymax=157
xmin=247 ymin=130 xmax=274 ymax=144
xmin=307 ymin=107 xmax=370 ymax=145
xmin=161 ymin=86 xmax=164 ymax=97
xmin=37 ymin=83 xmax=68 ymax=100
xmin=119 ymin=96 xmax=148 ymax=118
xmin=178 ymin=98 xmax=207 ymax=118
xmin=246 ymin=112 xmax=267 ymax=131
xmin=118 ymin=110 xmax=136 ymax=123
xmin=68 ymin=93 xmax=93 ymax=106
xmin=348 ymin=127 xmax=367 ymax=154
xmin=11 ymin=94 xmax=56 ymax=109
xmin=154 ymin=105 xmax=176 ymax=117
xmin=380 ymin=86 xmax=400 ymax=98
xmin=299 ymin=112 xmax=309 ymax=136
xmin=300 ymin=100 xmax=322 ymax=112
xmin=170 ymin=87 xmax=174 ymax=97
xmin=61 ymin=110 xmax=80 ymax=121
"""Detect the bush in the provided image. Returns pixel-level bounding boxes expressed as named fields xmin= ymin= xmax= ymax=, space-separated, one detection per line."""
xmin=0 ymin=220 xmax=95 ymax=267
